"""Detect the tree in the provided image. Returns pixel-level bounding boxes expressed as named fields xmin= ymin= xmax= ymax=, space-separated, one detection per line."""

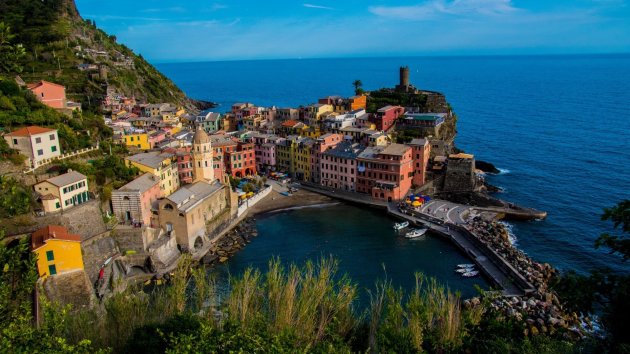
xmin=0 ymin=176 xmax=33 ymax=218
xmin=595 ymin=199 xmax=630 ymax=261
xmin=0 ymin=22 xmax=26 ymax=73
xmin=552 ymin=200 xmax=630 ymax=352
xmin=352 ymin=79 xmax=363 ymax=95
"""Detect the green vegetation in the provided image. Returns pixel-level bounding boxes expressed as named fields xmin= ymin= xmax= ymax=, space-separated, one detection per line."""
xmin=366 ymin=89 xmax=429 ymax=113
xmin=0 ymin=77 xmax=111 ymax=151
xmin=0 ymin=22 xmax=25 ymax=73
xmin=551 ymin=200 xmax=630 ymax=354
xmin=0 ymin=0 xmax=189 ymax=110
xmin=0 ymin=175 xmax=33 ymax=217
xmin=353 ymin=79 xmax=364 ymax=95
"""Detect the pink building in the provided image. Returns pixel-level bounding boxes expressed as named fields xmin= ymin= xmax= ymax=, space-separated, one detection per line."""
xmin=111 ymin=173 xmax=161 ymax=226
xmin=371 ymin=105 xmax=404 ymax=131
xmin=310 ymin=133 xmax=343 ymax=183
xmin=27 ymin=81 xmax=66 ymax=109
xmin=408 ymin=138 xmax=431 ymax=187
xmin=149 ymin=130 xmax=167 ymax=149
xmin=357 ymin=144 xmax=414 ymax=201
xmin=320 ymin=141 xmax=364 ymax=192
xmin=165 ymin=147 xmax=194 ymax=185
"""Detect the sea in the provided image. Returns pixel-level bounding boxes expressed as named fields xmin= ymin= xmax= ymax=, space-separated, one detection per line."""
xmin=156 ymin=55 xmax=630 ymax=294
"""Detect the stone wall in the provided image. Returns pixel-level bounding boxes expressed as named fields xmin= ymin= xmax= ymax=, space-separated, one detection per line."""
xmin=82 ymin=232 xmax=119 ymax=284
xmin=443 ymin=157 xmax=476 ymax=192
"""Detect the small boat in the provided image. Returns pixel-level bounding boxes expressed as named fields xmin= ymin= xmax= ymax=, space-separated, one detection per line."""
xmin=280 ymin=191 xmax=292 ymax=197
xmin=457 ymin=264 xmax=474 ymax=268
xmin=405 ymin=228 xmax=427 ymax=239
xmin=462 ymin=271 xmax=479 ymax=277
xmin=455 ymin=268 xmax=474 ymax=273
xmin=393 ymin=221 xmax=410 ymax=230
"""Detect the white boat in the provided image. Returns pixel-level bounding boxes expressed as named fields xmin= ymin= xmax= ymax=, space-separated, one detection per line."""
xmin=457 ymin=264 xmax=474 ymax=268
xmin=405 ymin=228 xmax=427 ymax=239
xmin=455 ymin=268 xmax=474 ymax=273
xmin=462 ymin=271 xmax=479 ymax=277
xmin=393 ymin=221 xmax=410 ymax=230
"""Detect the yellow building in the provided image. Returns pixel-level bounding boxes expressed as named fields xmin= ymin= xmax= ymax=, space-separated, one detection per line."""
xmin=31 ymin=225 xmax=83 ymax=278
xmin=301 ymin=126 xmax=321 ymax=139
xmin=34 ymin=170 xmax=90 ymax=213
xmin=125 ymin=151 xmax=180 ymax=196
xmin=124 ymin=133 xmax=150 ymax=150
xmin=292 ymin=137 xmax=315 ymax=182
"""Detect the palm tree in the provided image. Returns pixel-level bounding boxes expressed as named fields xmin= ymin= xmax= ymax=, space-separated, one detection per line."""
xmin=352 ymin=80 xmax=363 ymax=95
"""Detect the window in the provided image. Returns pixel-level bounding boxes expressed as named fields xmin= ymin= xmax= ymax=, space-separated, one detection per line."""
xmin=55 ymin=202 xmax=60 ymax=209
xmin=46 ymin=250 xmax=54 ymax=261
xmin=12 ymin=139 xmax=17 ymax=145
xmin=37 ymin=149 xmax=44 ymax=156
xmin=51 ymin=146 xmax=57 ymax=152
xmin=48 ymin=265 xmax=57 ymax=275
xmin=35 ymin=137 xmax=42 ymax=144
xmin=50 ymin=134 xmax=55 ymax=140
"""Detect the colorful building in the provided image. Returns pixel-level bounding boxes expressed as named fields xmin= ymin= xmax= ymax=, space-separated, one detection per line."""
xmin=4 ymin=126 xmax=61 ymax=168
xmin=293 ymin=137 xmax=315 ymax=182
xmin=31 ymin=225 xmax=83 ymax=278
xmin=310 ymin=133 xmax=343 ymax=183
xmin=371 ymin=105 xmax=404 ymax=131
xmin=124 ymin=132 xmax=150 ymax=150
xmin=408 ymin=138 xmax=431 ymax=187
xmin=34 ymin=170 xmax=89 ymax=213
xmin=225 ymin=140 xmax=256 ymax=177
xmin=357 ymin=143 xmax=413 ymax=201
xmin=125 ymin=151 xmax=180 ymax=196
xmin=320 ymin=141 xmax=364 ymax=191
xmin=111 ymin=173 xmax=161 ymax=226
xmin=27 ymin=81 xmax=66 ymax=109
xmin=196 ymin=110 xmax=222 ymax=133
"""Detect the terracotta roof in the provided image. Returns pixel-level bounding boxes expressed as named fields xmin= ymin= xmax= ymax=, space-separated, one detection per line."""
xmin=27 ymin=80 xmax=66 ymax=90
xmin=281 ymin=119 xmax=299 ymax=128
xmin=31 ymin=225 xmax=81 ymax=250
xmin=7 ymin=126 xmax=55 ymax=137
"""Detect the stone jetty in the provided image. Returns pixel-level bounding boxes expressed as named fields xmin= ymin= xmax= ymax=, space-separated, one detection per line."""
xmin=464 ymin=218 xmax=586 ymax=338
xmin=201 ymin=217 xmax=258 ymax=265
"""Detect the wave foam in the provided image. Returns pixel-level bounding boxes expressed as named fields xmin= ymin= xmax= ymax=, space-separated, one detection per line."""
xmin=497 ymin=168 xmax=511 ymax=175
xmin=498 ymin=221 xmax=518 ymax=246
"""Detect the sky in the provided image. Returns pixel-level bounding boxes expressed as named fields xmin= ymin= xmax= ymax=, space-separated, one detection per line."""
xmin=74 ymin=0 xmax=630 ymax=62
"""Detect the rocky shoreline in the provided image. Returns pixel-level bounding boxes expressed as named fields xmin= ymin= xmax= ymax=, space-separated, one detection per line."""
xmin=464 ymin=218 xmax=588 ymax=338
xmin=200 ymin=217 xmax=259 ymax=265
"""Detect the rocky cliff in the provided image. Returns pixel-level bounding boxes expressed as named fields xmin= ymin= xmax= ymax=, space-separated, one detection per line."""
xmin=0 ymin=0 xmax=194 ymax=110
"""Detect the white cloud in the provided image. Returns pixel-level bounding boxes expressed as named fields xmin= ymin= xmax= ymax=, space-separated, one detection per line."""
xmin=369 ymin=0 xmax=518 ymax=20
xmin=303 ymin=3 xmax=334 ymax=10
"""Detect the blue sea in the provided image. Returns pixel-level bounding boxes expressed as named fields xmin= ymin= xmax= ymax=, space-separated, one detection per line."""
xmin=157 ymin=55 xmax=630 ymax=277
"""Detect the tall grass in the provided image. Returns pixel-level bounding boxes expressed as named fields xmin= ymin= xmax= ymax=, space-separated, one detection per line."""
xmin=40 ymin=256 xmax=495 ymax=353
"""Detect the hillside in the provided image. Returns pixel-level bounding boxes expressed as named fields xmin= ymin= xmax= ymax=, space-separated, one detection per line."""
xmin=0 ymin=0 xmax=195 ymax=111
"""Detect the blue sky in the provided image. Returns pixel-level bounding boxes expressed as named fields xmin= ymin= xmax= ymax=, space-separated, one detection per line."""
xmin=75 ymin=0 xmax=630 ymax=62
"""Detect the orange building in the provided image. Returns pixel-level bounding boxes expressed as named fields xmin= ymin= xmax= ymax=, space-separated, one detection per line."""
xmin=356 ymin=144 xmax=414 ymax=201
xmin=348 ymin=95 xmax=367 ymax=111
xmin=27 ymin=81 xmax=67 ymax=109
xmin=408 ymin=138 xmax=431 ymax=187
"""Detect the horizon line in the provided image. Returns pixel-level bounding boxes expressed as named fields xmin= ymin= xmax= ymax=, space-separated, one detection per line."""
xmin=151 ymin=52 xmax=630 ymax=65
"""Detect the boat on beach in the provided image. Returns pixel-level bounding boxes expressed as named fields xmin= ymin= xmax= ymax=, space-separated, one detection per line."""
xmin=393 ymin=221 xmax=410 ymax=230
xmin=405 ymin=228 xmax=427 ymax=239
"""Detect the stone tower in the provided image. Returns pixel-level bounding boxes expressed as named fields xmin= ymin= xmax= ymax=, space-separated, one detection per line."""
xmin=192 ymin=126 xmax=215 ymax=182
xmin=399 ymin=66 xmax=410 ymax=91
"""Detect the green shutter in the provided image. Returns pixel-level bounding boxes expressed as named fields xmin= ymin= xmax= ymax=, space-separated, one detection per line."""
xmin=46 ymin=250 xmax=54 ymax=261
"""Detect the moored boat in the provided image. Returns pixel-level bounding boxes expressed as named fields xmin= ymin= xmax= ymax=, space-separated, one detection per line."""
xmin=462 ymin=271 xmax=479 ymax=277
xmin=455 ymin=268 xmax=474 ymax=273
xmin=405 ymin=228 xmax=427 ymax=239
xmin=457 ymin=264 xmax=474 ymax=268
xmin=393 ymin=221 xmax=410 ymax=230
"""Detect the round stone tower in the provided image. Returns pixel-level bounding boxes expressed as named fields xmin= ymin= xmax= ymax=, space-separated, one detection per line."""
xmin=400 ymin=66 xmax=410 ymax=91
xmin=192 ymin=126 xmax=215 ymax=183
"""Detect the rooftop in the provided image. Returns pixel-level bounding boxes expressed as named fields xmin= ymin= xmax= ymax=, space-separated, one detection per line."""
xmin=404 ymin=113 xmax=447 ymax=120
xmin=323 ymin=141 xmax=364 ymax=160
xmin=42 ymin=170 xmax=87 ymax=187
xmin=166 ymin=181 xmax=224 ymax=213
xmin=126 ymin=151 xmax=173 ymax=169
xmin=31 ymin=225 xmax=81 ymax=250
xmin=7 ymin=126 xmax=55 ymax=137
xmin=408 ymin=138 xmax=428 ymax=146
xmin=116 ymin=173 xmax=159 ymax=194
xmin=381 ymin=143 xmax=410 ymax=156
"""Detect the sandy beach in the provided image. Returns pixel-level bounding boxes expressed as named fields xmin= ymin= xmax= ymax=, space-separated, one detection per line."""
xmin=247 ymin=185 xmax=337 ymax=216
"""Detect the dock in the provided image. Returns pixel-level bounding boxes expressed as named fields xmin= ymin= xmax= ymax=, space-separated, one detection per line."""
xmin=388 ymin=205 xmax=535 ymax=296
